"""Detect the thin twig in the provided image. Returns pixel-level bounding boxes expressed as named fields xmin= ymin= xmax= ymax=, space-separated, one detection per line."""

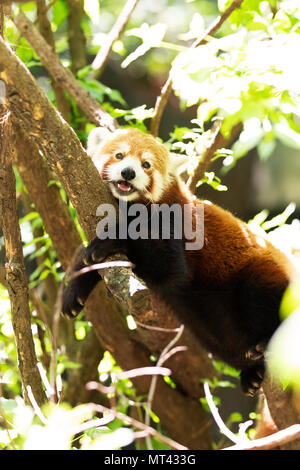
xmin=205 ymin=381 xmax=300 ymax=450
xmin=92 ymin=0 xmax=139 ymax=77
xmin=49 ymin=279 xmax=65 ymax=403
xmin=134 ymin=320 xmax=182 ymax=333
xmin=204 ymin=381 xmax=240 ymax=445
xmin=192 ymin=0 xmax=244 ymax=48
xmin=74 ymin=414 xmax=115 ymax=434
xmin=117 ymin=366 xmax=171 ymax=381
xmin=26 ymin=385 xmax=48 ymax=425
xmin=187 ymin=122 xmax=242 ymax=193
xmin=36 ymin=362 xmax=55 ymax=400
xmin=150 ymin=0 xmax=245 ymax=137
xmin=150 ymin=76 xmax=172 ymax=137
xmin=145 ymin=324 xmax=185 ymax=450
xmin=90 ymin=403 xmax=188 ymax=450
xmin=226 ymin=424 xmax=300 ymax=451
xmin=67 ymin=260 xmax=135 ymax=281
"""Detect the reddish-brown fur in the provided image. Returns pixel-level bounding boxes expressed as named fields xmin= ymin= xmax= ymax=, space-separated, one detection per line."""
xmin=154 ymin=178 xmax=293 ymax=289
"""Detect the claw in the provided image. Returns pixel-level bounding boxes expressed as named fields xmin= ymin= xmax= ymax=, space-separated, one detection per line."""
xmin=240 ymin=364 xmax=265 ymax=396
xmin=77 ymin=297 xmax=85 ymax=306
xmin=245 ymin=342 xmax=266 ymax=361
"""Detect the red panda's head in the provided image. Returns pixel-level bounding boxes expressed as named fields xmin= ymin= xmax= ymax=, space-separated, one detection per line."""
xmin=87 ymin=127 xmax=188 ymax=202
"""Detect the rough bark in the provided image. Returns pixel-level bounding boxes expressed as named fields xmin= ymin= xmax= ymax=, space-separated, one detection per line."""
xmin=0 ymin=37 xmax=115 ymax=241
xmin=13 ymin=125 xmax=107 ymax=406
xmin=13 ymin=128 xmax=82 ymax=271
xmin=0 ymin=38 xmax=213 ymax=447
xmin=0 ymin=105 xmax=46 ymax=407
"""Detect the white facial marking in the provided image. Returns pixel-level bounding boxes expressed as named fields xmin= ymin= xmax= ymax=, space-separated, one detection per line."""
xmin=92 ymin=153 xmax=111 ymax=173
xmin=116 ymin=142 xmax=131 ymax=154
xmin=142 ymin=151 xmax=154 ymax=161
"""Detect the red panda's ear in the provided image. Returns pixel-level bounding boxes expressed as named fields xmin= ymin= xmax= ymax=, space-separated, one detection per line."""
xmin=87 ymin=127 xmax=112 ymax=158
xmin=168 ymin=152 xmax=189 ymax=176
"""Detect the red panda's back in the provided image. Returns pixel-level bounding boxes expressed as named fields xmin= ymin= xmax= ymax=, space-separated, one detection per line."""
xmin=185 ymin=200 xmax=294 ymax=287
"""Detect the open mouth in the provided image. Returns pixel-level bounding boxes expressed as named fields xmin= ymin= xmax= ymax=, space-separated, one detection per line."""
xmin=112 ymin=180 xmax=137 ymax=196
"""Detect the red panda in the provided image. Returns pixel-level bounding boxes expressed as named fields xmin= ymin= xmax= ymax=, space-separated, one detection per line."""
xmin=62 ymin=127 xmax=296 ymax=396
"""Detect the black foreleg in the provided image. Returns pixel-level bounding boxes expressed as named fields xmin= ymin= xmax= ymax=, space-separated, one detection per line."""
xmin=62 ymin=255 xmax=102 ymax=318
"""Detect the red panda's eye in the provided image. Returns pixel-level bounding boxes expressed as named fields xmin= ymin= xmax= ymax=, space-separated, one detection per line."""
xmin=115 ymin=152 xmax=124 ymax=160
xmin=142 ymin=161 xmax=151 ymax=169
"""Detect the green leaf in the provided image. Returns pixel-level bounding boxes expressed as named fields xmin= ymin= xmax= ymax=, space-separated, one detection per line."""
xmin=19 ymin=211 xmax=40 ymax=224
xmin=16 ymin=37 xmax=33 ymax=63
xmin=268 ymin=307 xmax=300 ymax=388
xmin=230 ymin=412 xmax=243 ymax=423
xmin=280 ymin=281 xmax=300 ymax=320
xmin=52 ymin=0 xmax=69 ymax=29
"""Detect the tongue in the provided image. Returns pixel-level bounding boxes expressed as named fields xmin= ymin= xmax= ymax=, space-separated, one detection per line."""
xmin=118 ymin=181 xmax=132 ymax=192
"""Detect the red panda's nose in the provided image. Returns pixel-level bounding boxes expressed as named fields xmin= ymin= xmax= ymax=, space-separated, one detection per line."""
xmin=121 ymin=167 xmax=136 ymax=181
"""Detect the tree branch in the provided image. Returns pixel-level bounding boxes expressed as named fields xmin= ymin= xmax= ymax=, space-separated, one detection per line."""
xmin=0 ymin=4 xmax=3 ymax=37
xmin=13 ymin=10 xmax=118 ymax=131
xmin=1 ymin=37 xmax=213 ymax=448
xmin=205 ymin=381 xmax=300 ymax=450
xmin=90 ymin=402 xmax=188 ymax=451
xmin=92 ymin=0 xmax=139 ymax=78
xmin=150 ymin=76 xmax=172 ymax=138
xmin=145 ymin=324 xmax=185 ymax=450
xmin=36 ymin=0 xmax=70 ymax=122
xmin=0 ymin=37 xmax=116 ymax=240
xmin=192 ymin=0 xmax=244 ymax=48
xmin=150 ymin=0 xmax=245 ymax=137
xmin=0 ymin=106 xmax=46 ymax=407
xmin=66 ymin=0 xmax=87 ymax=75
xmin=226 ymin=424 xmax=300 ymax=450
xmin=187 ymin=122 xmax=242 ymax=193
xmin=262 ymin=372 xmax=300 ymax=450
xmin=12 ymin=127 xmax=82 ymax=271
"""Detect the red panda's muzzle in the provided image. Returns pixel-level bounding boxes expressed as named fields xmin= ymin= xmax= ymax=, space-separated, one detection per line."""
xmin=113 ymin=180 xmax=137 ymax=196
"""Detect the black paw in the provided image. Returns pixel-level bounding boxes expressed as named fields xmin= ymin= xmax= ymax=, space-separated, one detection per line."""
xmin=240 ymin=364 xmax=265 ymax=397
xmin=62 ymin=279 xmax=86 ymax=319
xmin=245 ymin=342 xmax=266 ymax=361
xmin=61 ymin=258 xmax=102 ymax=319
xmin=83 ymin=238 xmax=125 ymax=266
